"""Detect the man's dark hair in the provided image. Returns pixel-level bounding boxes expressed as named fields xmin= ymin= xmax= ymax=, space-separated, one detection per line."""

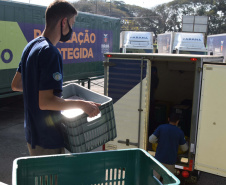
xmin=45 ymin=0 xmax=77 ymax=28
xmin=169 ymin=113 xmax=180 ymax=123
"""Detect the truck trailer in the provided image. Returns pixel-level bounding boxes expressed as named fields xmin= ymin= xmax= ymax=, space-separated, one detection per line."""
xmin=157 ymin=32 xmax=207 ymax=55
xmin=104 ymin=52 xmax=225 ymax=183
xmin=0 ymin=0 xmax=120 ymax=98
xmin=207 ymin=33 xmax=226 ymax=62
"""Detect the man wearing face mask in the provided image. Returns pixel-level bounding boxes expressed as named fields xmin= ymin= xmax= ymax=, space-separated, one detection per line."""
xmin=11 ymin=0 xmax=101 ymax=156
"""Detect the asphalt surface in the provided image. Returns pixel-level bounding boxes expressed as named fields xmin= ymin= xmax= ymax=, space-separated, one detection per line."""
xmin=0 ymin=95 xmax=28 ymax=185
xmin=1 ymin=79 xmax=226 ymax=185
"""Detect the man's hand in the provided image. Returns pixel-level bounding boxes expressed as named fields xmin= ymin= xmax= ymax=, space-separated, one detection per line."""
xmin=80 ymin=101 xmax=101 ymax=118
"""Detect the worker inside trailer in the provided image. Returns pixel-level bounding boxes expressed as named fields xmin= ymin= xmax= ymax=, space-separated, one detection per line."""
xmin=149 ymin=112 xmax=188 ymax=179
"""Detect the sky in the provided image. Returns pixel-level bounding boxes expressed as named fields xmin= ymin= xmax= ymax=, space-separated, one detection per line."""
xmin=12 ymin=0 xmax=172 ymax=9
xmin=123 ymin=0 xmax=172 ymax=9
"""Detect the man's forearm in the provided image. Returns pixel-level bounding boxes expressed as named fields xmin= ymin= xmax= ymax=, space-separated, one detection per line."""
xmin=39 ymin=94 xmax=84 ymax=111
xmin=11 ymin=72 xmax=23 ymax=92
xmin=39 ymin=89 xmax=101 ymax=117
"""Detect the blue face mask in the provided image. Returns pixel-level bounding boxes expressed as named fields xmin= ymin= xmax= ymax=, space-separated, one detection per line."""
xmin=60 ymin=19 xmax=72 ymax=42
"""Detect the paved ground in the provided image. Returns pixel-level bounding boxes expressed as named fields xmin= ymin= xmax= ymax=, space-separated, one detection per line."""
xmin=1 ymin=79 xmax=226 ymax=185
xmin=0 ymin=95 xmax=27 ymax=185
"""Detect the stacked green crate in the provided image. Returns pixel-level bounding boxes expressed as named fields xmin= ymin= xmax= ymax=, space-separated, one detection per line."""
xmin=13 ymin=149 xmax=180 ymax=185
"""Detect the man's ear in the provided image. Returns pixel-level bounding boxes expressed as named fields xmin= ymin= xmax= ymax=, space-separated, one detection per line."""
xmin=61 ymin=17 xmax=67 ymax=28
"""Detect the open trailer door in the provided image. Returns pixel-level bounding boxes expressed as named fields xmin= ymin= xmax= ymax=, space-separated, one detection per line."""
xmin=195 ymin=63 xmax=226 ymax=177
xmin=104 ymin=57 xmax=151 ymax=150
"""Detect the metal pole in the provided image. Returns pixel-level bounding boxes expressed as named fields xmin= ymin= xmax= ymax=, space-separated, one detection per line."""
xmin=96 ymin=0 xmax=97 ymax=14
xmin=138 ymin=57 xmax=144 ymax=148
xmin=104 ymin=58 xmax=108 ymax=96
xmin=110 ymin=0 xmax=111 ymax=16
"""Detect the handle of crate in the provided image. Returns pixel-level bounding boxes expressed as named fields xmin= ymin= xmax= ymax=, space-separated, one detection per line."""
xmin=86 ymin=104 xmax=104 ymax=122
xmin=85 ymin=102 xmax=111 ymax=123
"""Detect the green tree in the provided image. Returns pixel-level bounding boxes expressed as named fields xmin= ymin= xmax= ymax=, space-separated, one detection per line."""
xmin=71 ymin=0 xmax=226 ymax=35
xmin=166 ymin=0 xmax=226 ymax=34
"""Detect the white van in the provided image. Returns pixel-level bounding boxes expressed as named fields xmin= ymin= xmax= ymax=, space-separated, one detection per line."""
xmin=120 ymin=31 xmax=154 ymax=53
xmin=158 ymin=32 xmax=207 ymax=55
xmin=207 ymin=33 xmax=226 ymax=62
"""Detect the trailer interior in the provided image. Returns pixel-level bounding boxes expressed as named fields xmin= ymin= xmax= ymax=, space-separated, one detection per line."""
xmin=147 ymin=59 xmax=197 ymax=168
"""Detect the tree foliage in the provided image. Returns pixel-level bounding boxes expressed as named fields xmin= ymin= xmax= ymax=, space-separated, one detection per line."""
xmin=71 ymin=0 xmax=226 ymax=35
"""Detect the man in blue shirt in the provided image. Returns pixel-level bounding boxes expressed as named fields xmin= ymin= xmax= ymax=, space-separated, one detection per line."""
xmin=11 ymin=0 xmax=100 ymax=156
xmin=149 ymin=113 xmax=188 ymax=179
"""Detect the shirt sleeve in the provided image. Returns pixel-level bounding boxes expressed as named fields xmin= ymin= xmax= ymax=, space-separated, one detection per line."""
xmin=17 ymin=61 xmax=21 ymax=73
xmin=38 ymin=47 xmax=63 ymax=92
xmin=180 ymin=143 xmax=188 ymax=152
xmin=179 ymin=131 xmax=186 ymax=145
xmin=153 ymin=126 xmax=160 ymax=138
xmin=149 ymin=134 xmax=158 ymax=143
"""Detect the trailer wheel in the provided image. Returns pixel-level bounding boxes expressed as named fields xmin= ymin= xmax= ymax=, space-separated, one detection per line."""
xmin=190 ymin=170 xmax=201 ymax=183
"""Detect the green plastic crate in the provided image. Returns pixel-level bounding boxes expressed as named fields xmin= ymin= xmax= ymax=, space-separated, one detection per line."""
xmin=12 ymin=149 xmax=180 ymax=185
xmin=60 ymin=83 xmax=117 ymax=153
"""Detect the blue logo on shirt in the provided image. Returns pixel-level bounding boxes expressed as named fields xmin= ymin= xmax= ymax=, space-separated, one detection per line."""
xmin=53 ymin=72 xmax=62 ymax=81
